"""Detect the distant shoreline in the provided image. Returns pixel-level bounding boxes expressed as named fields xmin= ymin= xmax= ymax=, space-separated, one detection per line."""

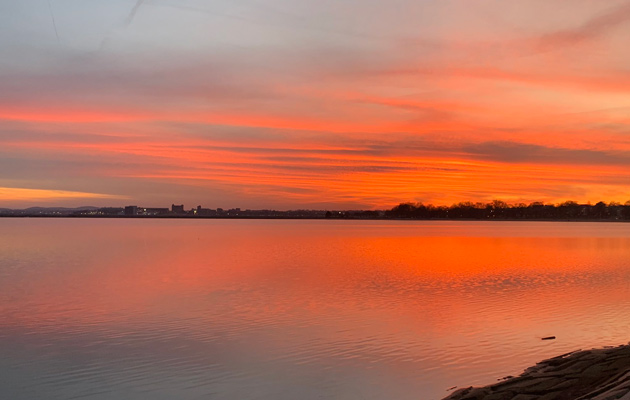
xmin=0 ymin=215 xmax=629 ymax=222
xmin=3 ymin=201 xmax=628 ymax=221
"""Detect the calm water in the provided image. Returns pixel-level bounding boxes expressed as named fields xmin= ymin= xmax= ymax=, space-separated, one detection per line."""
xmin=2 ymin=219 xmax=630 ymax=399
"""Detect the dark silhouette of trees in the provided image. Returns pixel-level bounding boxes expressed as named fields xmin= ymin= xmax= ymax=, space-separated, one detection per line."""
xmin=385 ymin=200 xmax=630 ymax=221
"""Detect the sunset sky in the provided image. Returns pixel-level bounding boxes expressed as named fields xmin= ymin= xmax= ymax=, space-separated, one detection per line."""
xmin=2 ymin=0 xmax=630 ymax=209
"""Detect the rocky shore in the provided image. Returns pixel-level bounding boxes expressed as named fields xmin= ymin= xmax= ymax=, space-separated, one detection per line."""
xmin=443 ymin=344 xmax=630 ymax=400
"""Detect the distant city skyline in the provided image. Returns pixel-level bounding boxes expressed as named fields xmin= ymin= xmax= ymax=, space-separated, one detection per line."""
xmin=2 ymin=1 xmax=630 ymax=209
xmin=2 ymin=199 xmax=630 ymax=222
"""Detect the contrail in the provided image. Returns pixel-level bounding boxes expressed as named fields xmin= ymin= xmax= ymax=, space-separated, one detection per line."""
xmin=47 ymin=0 xmax=60 ymax=42
xmin=124 ymin=0 xmax=146 ymax=27
xmin=98 ymin=0 xmax=145 ymax=52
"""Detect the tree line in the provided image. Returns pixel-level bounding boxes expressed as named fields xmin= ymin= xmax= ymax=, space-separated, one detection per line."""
xmin=385 ymin=200 xmax=630 ymax=220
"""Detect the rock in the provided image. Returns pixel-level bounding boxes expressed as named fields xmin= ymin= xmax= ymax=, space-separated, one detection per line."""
xmin=442 ymin=344 xmax=630 ymax=400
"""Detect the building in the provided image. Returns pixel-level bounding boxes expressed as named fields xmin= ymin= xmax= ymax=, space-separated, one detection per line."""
xmin=124 ymin=206 xmax=138 ymax=216
xmin=195 ymin=205 xmax=218 ymax=216
xmin=171 ymin=204 xmax=185 ymax=214
xmin=141 ymin=208 xmax=169 ymax=216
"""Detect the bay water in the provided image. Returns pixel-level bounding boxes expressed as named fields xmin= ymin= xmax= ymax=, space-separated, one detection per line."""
xmin=1 ymin=219 xmax=630 ymax=399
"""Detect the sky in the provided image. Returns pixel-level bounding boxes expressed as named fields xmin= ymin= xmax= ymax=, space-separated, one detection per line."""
xmin=1 ymin=0 xmax=630 ymax=209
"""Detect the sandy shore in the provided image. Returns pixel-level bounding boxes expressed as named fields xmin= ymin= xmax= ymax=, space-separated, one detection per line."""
xmin=443 ymin=344 xmax=630 ymax=400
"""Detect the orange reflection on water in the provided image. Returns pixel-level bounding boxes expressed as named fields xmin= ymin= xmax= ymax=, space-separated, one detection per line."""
xmin=3 ymin=220 xmax=630 ymax=399
xmin=3 ymin=220 xmax=629 ymax=327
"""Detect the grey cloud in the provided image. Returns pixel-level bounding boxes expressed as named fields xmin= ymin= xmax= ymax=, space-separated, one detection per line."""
xmin=0 ymin=56 xmax=278 ymax=108
xmin=462 ymin=141 xmax=630 ymax=167
xmin=531 ymin=1 xmax=630 ymax=53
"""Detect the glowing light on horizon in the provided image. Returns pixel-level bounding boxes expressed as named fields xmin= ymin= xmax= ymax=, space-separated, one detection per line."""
xmin=0 ymin=187 xmax=127 ymax=203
